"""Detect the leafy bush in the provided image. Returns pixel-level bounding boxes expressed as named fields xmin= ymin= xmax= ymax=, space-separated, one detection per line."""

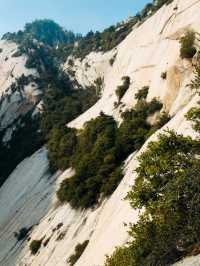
xmin=57 ymin=94 xmax=164 ymax=209
xmin=47 ymin=127 xmax=77 ymax=171
xmin=105 ymin=131 xmax=200 ymax=266
xmin=154 ymin=0 xmax=174 ymax=8
xmin=105 ymin=247 xmax=132 ymax=266
xmin=180 ymin=31 xmax=196 ymax=59
xmin=14 ymin=227 xmax=29 ymax=241
xmin=186 ymin=107 xmax=200 ymax=132
xmin=30 ymin=239 xmax=42 ymax=255
xmin=109 ymin=53 xmax=117 ymax=66
xmin=57 ymin=113 xmax=119 ymax=208
xmin=109 ymin=58 xmax=115 ymax=66
xmin=116 ymin=76 xmax=130 ymax=102
xmin=117 ymin=97 xmax=163 ymax=157
xmin=161 ymin=71 xmax=167 ymax=79
xmin=135 ymin=86 xmax=149 ymax=100
xmin=149 ymin=111 xmax=170 ymax=135
xmin=68 ymin=240 xmax=89 ymax=266
xmin=190 ymin=60 xmax=200 ymax=92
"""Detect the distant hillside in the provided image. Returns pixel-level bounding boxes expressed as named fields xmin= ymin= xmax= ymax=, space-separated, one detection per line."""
xmin=2 ymin=19 xmax=81 ymax=47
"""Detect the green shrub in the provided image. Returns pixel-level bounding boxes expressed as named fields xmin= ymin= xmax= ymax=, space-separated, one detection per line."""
xmin=41 ymin=84 xmax=100 ymax=138
xmin=154 ymin=0 xmax=174 ymax=8
xmin=106 ymin=131 xmax=200 ymax=266
xmin=57 ymin=95 xmax=164 ymax=209
xmin=109 ymin=53 xmax=117 ymax=66
xmin=57 ymin=113 xmax=119 ymax=208
xmin=30 ymin=239 xmax=42 ymax=255
xmin=180 ymin=31 xmax=196 ymax=59
xmin=117 ymin=98 xmax=163 ymax=157
xmin=161 ymin=71 xmax=167 ymax=79
xmin=146 ymin=111 xmax=170 ymax=138
xmin=68 ymin=240 xmax=89 ymax=266
xmin=190 ymin=61 xmax=200 ymax=92
xmin=116 ymin=76 xmax=130 ymax=102
xmin=14 ymin=227 xmax=29 ymax=241
xmin=156 ymin=111 xmax=170 ymax=127
xmin=47 ymin=127 xmax=77 ymax=171
xmin=135 ymin=86 xmax=149 ymax=100
xmin=186 ymin=107 xmax=200 ymax=132
xmin=101 ymin=167 xmax=123 ymax=196
xmin=109 ymin=58 xmax=115 ymax=66
xmin=68 ymin=59 xmax=74 ymax=67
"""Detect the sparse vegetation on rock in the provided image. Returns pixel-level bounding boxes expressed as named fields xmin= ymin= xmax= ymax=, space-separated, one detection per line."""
xmin=109 ymin=53 xmax=117 ymax=66
xmin=30 ymin=239 xmax=42 ymax=255
xmin=180 ymin=30 xmax=196 ymax=59
xmin=116 ymin=76 xmax=130 ymax=103
xmin=161 ymin=71 xmax=167 ymax=79
xmin=105 ymin=56 xmax=200 ymax=266
xmin=135 ymin=86 xmax=149 ymax=100
xmin=105 ymin=130 xmax=200 ymax=266
xmin=68 ymin=240 xmax=89 ymax=266
xmin=57 ymin=87 xmax=165 ymax=209
xmin=14 ymin=227 xmax=30 ymax=241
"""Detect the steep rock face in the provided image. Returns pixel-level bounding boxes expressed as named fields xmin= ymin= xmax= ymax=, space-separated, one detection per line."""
xmin=15 ymin=96 xmax=198 ymax=266
xmin=1 ymin=0 xmax=200 ymax=266
xmin=0 ymin=40 xmax=39 ymax=140
xmin=0 ymin=40 xmax=37 ymax=97
xmin=0 ymin=149 xmax=51 ymax=266
xmin=66 ymin=0 xmax=200 ymax=128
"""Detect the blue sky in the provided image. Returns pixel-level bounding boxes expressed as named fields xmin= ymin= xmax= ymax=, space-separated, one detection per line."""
xmin=0 ymin=0 xmax=150 ymax=37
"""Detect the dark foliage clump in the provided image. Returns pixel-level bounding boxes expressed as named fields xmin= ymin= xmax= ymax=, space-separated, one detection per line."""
xmin=68 ymin=240 xmax=89 ymax=266
xmin=161 ymin=71 xmax=167 ymax=79
xmin=154 ymin=0 xmax=174 ymax=9
xmin=57 ymin=87 xmax=164 ymax=209
xmin=47 ymin=127 xmax=77 ymax=172
xmin=116 ymin=96 xmax=163 ymax=158
xmin=105 ymin=131 xmax=200 ymax=266
xmin=116 ymin=76 xmax=130 ymax=103
xmin=180 ymin=31 xmax=196 ymax=59
xmin=109 ymin=53 xmax=117 ymax=66
xmin=57 ymin=113 xmax=119 ymax=208
xmin=105 ymin=59 xmax=200 ymax=266
xmin=0 ymin=112 xmax=43 ymax=187
xmin=135 ymin=86 xmax=149 ymax=101
xmin=14 ymin=227 xmax=30 ymax=241
xmin=30 ymin=239 xmax=42 ymax=255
